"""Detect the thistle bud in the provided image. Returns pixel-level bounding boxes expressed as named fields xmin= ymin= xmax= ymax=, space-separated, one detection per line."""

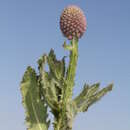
xmin=60 ymin=5 xmax=87 ymax=40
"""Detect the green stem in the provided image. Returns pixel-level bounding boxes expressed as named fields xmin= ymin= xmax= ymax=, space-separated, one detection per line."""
xmin=56 ymin=38 xmax=78 ymax=130
xmin=54 ymin=113 xmax=62 ymax=130
xmin=54 ymin=110 xmax=73 ymax=130
xmin=64 ymin=38 xmax=78 ymax=102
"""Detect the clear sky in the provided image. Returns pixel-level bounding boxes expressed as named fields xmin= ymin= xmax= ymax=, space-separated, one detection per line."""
xmin=0 ymin=0 xmax=130 ymax=130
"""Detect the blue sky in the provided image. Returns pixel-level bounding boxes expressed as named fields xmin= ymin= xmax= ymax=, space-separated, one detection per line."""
xmin=0 ymin=0 xmax=130 ymax=130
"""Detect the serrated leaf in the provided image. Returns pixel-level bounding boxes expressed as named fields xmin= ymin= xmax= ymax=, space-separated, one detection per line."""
xmin=47 ymin=49 xmax=66 ymax=81
xmin=73 ymin=83 xmax=89 ymax=107
xmin=73 ymin=83 xmax=113 ymax=113
xmin=87 ymin=84 xmax=113 ymax=108
xmin=82 ymin=84 xmax=113 ymax=112
xmin=37 ymin=55 xmax=60 ymax=111
xmin=73 ymin=83 xmax=99 ymax=108
xmin=87 ymin=83 xmax=100 ymax=98
xmin=20 ymin=66 xmax=49 ymax=130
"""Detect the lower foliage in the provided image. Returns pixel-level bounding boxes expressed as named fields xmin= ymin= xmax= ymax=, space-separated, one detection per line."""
xmin=20 ymin=38 xmax=113 ymax=130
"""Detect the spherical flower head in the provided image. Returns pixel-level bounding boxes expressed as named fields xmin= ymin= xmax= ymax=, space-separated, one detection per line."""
xmin=60 ymin=5 xmax=87 ymax=40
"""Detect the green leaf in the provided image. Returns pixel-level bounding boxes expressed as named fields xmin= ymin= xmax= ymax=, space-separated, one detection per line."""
xmin=86 ymin=83 xmax=100 ymax=98
xmin=37 ymin=55 xmax=60 ymax=111
xmin=47 ymin=49 xmax=66 ymax=81
xmin=85 ymin=83 xmax=113 ymax=111
xmin=73 ymin=83 xmax=113 ymax=113
xmin=20 ymin=66 xmax=49 ymax=130
xmin=73 ymin=83 xmax=99 ymax=109
xmin=73 ymin=83 xmax=89 ymax=107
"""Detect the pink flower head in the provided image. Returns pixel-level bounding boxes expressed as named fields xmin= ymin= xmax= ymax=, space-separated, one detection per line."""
xmin=60 ymin=5 xmax=87 ymax=40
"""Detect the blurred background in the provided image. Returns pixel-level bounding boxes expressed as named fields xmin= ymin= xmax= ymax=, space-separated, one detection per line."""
xmin=0 ymin=0 xmax=130 ymax=130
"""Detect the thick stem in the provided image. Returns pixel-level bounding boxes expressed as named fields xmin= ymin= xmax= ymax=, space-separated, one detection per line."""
xmin=54 ymin=108 xmax=73 ymax=130
xmin=53 ymin=38 xmax=78 ymax=130
xmin=54 ymin=38 xmax=78 ymax=130
xmin=63 ymin=38 xmax=78 ymax=103
xmin=53 ymin=113 xmax=62 ymax=130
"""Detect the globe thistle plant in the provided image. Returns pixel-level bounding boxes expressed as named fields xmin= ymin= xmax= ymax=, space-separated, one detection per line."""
xmin=20 ymin=5 xmax=113 ymax=130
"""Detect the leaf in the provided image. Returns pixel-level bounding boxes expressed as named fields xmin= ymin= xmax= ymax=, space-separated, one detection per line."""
xmin=73 ymin=83 xmax=99 ymax=108
xmin=86 ymin=83 xmax=100 ymax=98
xmin=86 ymin=83 xmax=113 ymax=110
xmin=73 ymin=83 xmax=113 ymax=113
xmin=37 ymin=55 xmax=60 ymax=111
xmin=47 ymin=49 xmax=66 ymax=81
xmin=20 ymin=66 xmax=49 ymax=130
xmin=73 ymin=83 xmax=89 ymax=107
